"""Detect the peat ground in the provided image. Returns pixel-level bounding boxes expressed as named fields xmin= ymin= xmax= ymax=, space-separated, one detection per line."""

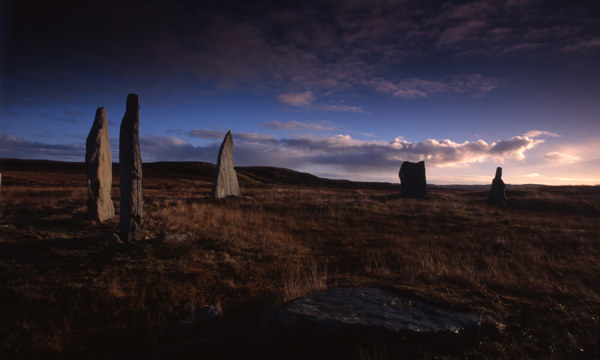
xmin=0 ymin=159 xmax=599 ymax=359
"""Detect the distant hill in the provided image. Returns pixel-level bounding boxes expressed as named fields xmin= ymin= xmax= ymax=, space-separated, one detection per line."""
xmin=0 ymin=158 xmax=549 ymax=190
xmin=0 ymin=159 xmax=396 ymax=189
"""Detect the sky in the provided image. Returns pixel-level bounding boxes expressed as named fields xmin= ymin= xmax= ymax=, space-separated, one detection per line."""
xmin=1 ymin=0 xmax=599 ymax=185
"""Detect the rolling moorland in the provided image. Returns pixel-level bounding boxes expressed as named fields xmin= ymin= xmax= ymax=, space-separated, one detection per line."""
xmin=0 ymin=158 xmax=598 ymax=359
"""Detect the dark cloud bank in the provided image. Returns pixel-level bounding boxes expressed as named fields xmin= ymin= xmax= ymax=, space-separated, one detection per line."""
xmin=3 ymin=0 xmax=599 ymax=103
xmin=0 ymin=129 xmax=556 ymax=180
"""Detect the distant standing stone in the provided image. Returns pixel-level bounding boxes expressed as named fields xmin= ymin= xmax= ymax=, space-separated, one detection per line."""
xmin=488 ymin=167 xmax=506 ymax=204
xmin=119 ymin=94 xmax=143 ymax=242
xmin=211 ymin=130 xmax=240 ymax=199
xmin=86 ymin=107 xmax=115 ymax=222
xmin=399 ymin=161 xmax=427 ymax=198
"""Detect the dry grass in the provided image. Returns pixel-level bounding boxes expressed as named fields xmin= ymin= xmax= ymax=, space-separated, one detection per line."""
xmin=0 ymin=160 xmax=599 ymax=359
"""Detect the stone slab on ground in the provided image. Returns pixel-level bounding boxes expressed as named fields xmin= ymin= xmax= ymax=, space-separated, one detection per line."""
xmin=280 ymin=287 xmax=495 ymax=336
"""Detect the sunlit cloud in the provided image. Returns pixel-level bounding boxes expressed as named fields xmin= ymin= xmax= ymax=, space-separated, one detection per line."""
xmin=554 ymin=177 xmax=600 ymax=183
xmin=2 ymin=127 xmax=593 ymax=184
xmin=525 ymin=173 xmax=541 ymax=178
xmin=523 ymin=130 xmax=560 ymax=138
xmin=134 ymin=130 xmax=556 ymax=171
xmin=543 ymin=151 xmax=581 ymax=163
xmin=137 ymin=130 xmax=551 ymax=177
xmin=489 ymin=136 xmax=544 ymax=160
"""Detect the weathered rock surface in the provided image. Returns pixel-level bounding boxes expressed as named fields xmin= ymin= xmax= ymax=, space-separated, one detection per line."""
xmin=399 ymin=161 xmax=427 ymax=198
xmin=85 ymin=107 xmax=115 ymax=222
xmin=160 ymin=232 xmax=194 ymax=245
xmin=211 ymin=130 xmax=240 ymax=199
xmin=280 ymin=288 xmax=494 ymax=337
xmin=119 ymin=94 xmax=143 ymax=242
xmin=488 ymin=167 xmax=506 ymax=204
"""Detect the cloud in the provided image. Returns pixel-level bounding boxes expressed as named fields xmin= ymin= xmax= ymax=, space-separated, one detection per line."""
xmin=314 ymin=104 xmax=365 ymax=113
xmin=0 ymin=134 xmax=84 ymax=161
xmin=0 ymin=128 xmax=569 ymax=183
xmin=140 ymin=136 xmax=218 ymax=162
xmin=38 ymin=112 xmax=77 ymax=124
xmin=4 ymin=0 xmax=598 ymax=109
xmin=525 ymin=173 xmax=541 ymax=178
xmin=562 ymin=38 xmax=600 ymax=52
xmin=276 ymin=91 xmax=365 ymax=112
xmin=263 ymin=120 xmax=333 ymax=132
xmin=523 ymin=130 xmax=560 ymax=138
xmin=437 ymin=20 xmax=489 ymax=46
xmin=489 ymin=136 xmax=543 ymax=160
xmin=64 ymin=110 xmax=87 ymax=117
xmin=234 ymin=132 xmax=277 ymax=143
xmin=369 ymin=74 xmax=501 ymax=98
xmin=543 ymin=151 xmax=581 ymax=163
xmin=276 ymin=91 xmax=315 ymax=107
xmin=187 ymin=129 xmax=226 ymax=140
xmin=135 ymin=129 xmax=549 ymax=176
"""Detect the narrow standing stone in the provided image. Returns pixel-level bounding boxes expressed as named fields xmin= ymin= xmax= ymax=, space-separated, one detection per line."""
xmin=86 ymin=107 xmax=115 ymax=222
xmin=211 ymin=130 xmax=240 ymax=199
xmin=119 ymin=94 xmax=143 ymax=242
xmin=488 ymin=167 xmax=507 ymax=204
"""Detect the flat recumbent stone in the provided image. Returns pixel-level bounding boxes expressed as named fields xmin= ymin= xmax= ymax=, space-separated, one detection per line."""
xmin=280 ymin=287 xmax=494 ymax=336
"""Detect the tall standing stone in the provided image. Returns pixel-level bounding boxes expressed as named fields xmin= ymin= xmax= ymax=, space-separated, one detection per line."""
xmin=86 ymin=107 xmax=115 ymax=222
xmin=488 ymin=167 xmax=507 ymax=204
xmin=119 ymin=94 xmax=143 ymax=242
xmin=211 ymin=130 xmax=240 ymax=199
xmin=399 ymin=161 xmax=427 ymax=198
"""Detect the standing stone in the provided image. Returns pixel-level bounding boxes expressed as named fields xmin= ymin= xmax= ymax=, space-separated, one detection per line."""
xmin=211 ymin=130 xmax=240 ymax=199
xmin=399 ymin=161 xmax=427 ymax=198
xmin=119 ymin=94 xmax=143 ymax=242
xmin=85 ymin=107 xmax=115 ymax=222
xmin=488 ymin=167 xmax=507 ymax=204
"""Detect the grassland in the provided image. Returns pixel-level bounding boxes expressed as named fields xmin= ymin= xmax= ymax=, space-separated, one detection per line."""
xmin=0 ymin=159 xmax=598 ymax=359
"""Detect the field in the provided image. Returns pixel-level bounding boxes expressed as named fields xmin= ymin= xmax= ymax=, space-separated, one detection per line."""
xmin=0 ymin=159 xmax=599 ymax=359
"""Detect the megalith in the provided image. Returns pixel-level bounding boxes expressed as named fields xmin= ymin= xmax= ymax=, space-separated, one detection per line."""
xmin=399 ymin=161 xmax=427 ymax=198
xmin=211 ymin=130 xmax=240 ymax=199
xmin=488 ymin=167 xmax=506 ymax=204
xmin=85 ymin=107 xmax=115 ymax=222
xmin=119 ymin=94 xmax=143 ymax=242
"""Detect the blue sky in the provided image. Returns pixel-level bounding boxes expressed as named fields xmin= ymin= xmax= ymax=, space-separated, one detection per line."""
xmin=1 ymin=0 xmax=599 ymax=184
